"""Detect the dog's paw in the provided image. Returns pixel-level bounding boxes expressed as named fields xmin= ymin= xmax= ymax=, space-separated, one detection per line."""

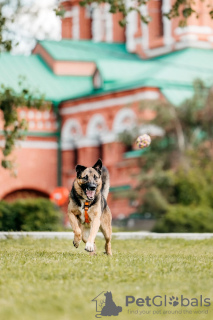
xmin=85 ymin=242 xmax=94 ymax=252
xmin=73 ymin=240 xmax=81 ymax=248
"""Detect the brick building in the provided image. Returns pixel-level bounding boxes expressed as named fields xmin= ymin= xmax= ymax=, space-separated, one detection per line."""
xmin=1 ymin=0 xmax=213 ymax=221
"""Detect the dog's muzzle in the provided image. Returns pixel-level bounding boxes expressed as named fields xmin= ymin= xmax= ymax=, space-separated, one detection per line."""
xmin=85 ymin=183 xmax=96 ymax=200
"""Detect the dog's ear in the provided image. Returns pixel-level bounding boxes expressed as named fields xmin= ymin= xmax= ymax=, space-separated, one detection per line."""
xmin=92 ymin=159 xmax=102 ymax=174
xmin=75 ymin=165 xmax=87 ymax=178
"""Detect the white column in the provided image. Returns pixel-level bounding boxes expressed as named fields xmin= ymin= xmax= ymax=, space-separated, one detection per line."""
xmin=92 ymin=4 xmax=102 ymax=42
xmin=162 ymin=0 xmax=174 ymax=46
xmin=104 ymin=4 xmax=113 ymax=42
xmin=140 ymin=4 xmax=149 ymax=51
xmin=72 ymin=6 xmax=80 ymax=39
xmin=125 ymin=0 xmax=137 ymax=52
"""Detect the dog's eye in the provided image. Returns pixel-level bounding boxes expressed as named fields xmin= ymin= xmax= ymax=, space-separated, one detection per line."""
xmin=94 ymin=175 xmax=98 ymax=180
xmin=83 ymin=175 xmax=88 ymax=180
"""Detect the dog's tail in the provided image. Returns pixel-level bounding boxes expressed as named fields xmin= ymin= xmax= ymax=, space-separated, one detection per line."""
xmin=101 ymin=166 xmax=110 ymax=200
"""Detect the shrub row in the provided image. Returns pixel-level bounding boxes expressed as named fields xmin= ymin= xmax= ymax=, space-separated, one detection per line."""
xmin=0 ymin=198 xmax=62 ymax=231
xmin=153 ymin=205 xmax=213 ymax=233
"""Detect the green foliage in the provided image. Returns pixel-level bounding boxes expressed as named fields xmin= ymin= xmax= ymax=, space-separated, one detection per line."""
xmin=118 ymin=80 xmax=213 ymax=234
xmin=0 ymin=4 xmax=12 ymax=52
xmin=77 ymin=0 xmax=213 ymax=28
xmin=118 ymin=126 xmax=139 ymax=148
xmin=78 ymin=0 xmax=150 ymax=27
xmin=138 ymin=187 xmax=168 ymax=217
xmin=0 ymin=198 xmax=62 ymax=231
xmin=173 ymin=167 xmax=210 ymax=206
xmin=153 ymin=205 xmax=213 ymax=233
xmin=0 ymin=2 xmax=47 ymax=170
xmin=0 ymin=80 xmax=46 ymax=170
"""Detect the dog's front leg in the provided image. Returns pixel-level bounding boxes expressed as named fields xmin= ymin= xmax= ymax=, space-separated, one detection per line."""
xmin=85 ymin=213 xmax=101 ymax=252
xmin=68 ymin=211 xmax=82 ymax=248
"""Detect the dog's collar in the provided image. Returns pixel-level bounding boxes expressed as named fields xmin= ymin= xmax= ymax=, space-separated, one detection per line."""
xmin=84 ymin=201 xmax=91 ymax=224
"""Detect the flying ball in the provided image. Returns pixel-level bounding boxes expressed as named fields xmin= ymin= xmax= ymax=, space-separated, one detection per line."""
xmin=136 ymin=134 xmax=151 ymax=149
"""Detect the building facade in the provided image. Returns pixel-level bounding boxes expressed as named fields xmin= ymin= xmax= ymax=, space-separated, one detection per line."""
xmin=1 ymin=0 xmax=213 ymax=222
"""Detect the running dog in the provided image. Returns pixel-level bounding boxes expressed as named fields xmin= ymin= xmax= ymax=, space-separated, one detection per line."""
xmin=68 ymin=159 xmax=112 ymax=255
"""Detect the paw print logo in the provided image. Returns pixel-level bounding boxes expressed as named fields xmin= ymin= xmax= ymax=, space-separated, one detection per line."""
xmin=169 ymin=296 xmax=179 ymax=307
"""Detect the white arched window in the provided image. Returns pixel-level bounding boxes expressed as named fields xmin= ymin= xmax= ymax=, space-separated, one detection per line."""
xmin=61 ymin=119 xmax=82 ymax=149
xmin=113 ymin=108 xmax=136 ymax=134
xmin=87 ymin=114 xmax=108 ymax=139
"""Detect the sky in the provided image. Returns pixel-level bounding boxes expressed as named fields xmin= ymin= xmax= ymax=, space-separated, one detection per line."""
xmin=2 ymin=0 xmax=61 ymax=54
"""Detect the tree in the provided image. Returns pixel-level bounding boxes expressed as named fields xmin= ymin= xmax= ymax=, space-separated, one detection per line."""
xmin=0 ymin=1 xmax=47 ymax=170
xmin=119 ymin=80 xmax=213 ymax=219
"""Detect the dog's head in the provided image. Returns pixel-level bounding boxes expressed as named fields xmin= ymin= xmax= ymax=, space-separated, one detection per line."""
xmin=104 ymin=291 xmax=112 ymax=299
xmin=75 ymin=159 xmax=102 ymax=201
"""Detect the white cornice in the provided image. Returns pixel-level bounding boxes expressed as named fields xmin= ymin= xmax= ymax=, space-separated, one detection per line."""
xmin=175 ymin=26 xmax=213 ymax=35
xmin=0 ymin=140 xmax=58 ymax=149
xmin=60 ymin=90 xmax=160 ymax=115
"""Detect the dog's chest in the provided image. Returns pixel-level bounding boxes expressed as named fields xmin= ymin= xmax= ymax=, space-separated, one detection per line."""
xmin=78 ymin=203 xmax=90 ymax=225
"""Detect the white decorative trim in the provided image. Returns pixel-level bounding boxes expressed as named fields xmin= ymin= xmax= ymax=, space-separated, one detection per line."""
xmin=87 ymin=114 xmax=108 ymax=138
xmin=37 ymin=121 xmax=43 ymax=129
xmin=175 ymin=26 xmax=213 ymax=35
xmin=61 ymin=119 xmax=82 ymax=143
xmin=64 ymin=10 xmax=73 ymax=19
xmin=61 ymin=134 xmax=117 ymax=150
xmin=180 ymin=34 xmax=198 ymax=41
xmin=28 ymin=111 xmax=34 ymax=119
xmin=85 ymin=5 xmax=92 ymax=19
xmin=125 ymin=0 xmax=137 ymax=52
xmin=36 ymin=112 xmax=42 ymax=120
xmin=61 ymin=141 xmax=75 ymax=150
xmin=92 ymin=4 xmax=102 ymax=42
xmin=113 ymin=108 xmax=136 ymax=133
xmin=72 ymin=6 xmax=80 ymax=40
xmin=60 ymin=112 xmax=164 ymax=150
xmin=76 ymin=137 xmax=100 ymax=148
xmin=162 ymin=0 xmax=174 ymax=46
xmin=29 ymin=121 xmax=35 ymax=129
xmin=105 ymin=4 xmax=113 ymax=43
xmin=19 ymin=111 xmax=26 ymax=118
xmin=0 ymin=140 xmax=58 ymax=149
xmin=175 ymin=39 xmax=212 ymax=50
xmin=140 ymin=124 xmax=164 ymax=136
xmin=101 ymin=132 xmax=116 ymax=144
xmin=45 ymin=121 xmax=51 ymax=129
xmin=60 ymin=91 xmax=160 ymax=115
xmin=140 ymin=5 xmax=149 ymax=51
xmin=44 ymin=111 xmax=50 ymax=119
xmin=144 ymin=45 xmax=173 ymax=58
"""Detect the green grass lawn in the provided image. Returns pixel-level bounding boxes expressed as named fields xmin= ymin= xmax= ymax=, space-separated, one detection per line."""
xmin=0 ymin=237 xmax=213 ymax=320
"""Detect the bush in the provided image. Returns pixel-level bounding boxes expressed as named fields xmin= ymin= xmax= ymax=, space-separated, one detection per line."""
xmin=153 ymin=205 xmax=213 ymax=233
xmin=173 ymin=168 xmax=209 ymax=206
xmin=140 ymin=187 xmax=168 ymax=217
xmin=0 ymin=198 xmax=63 ymax=231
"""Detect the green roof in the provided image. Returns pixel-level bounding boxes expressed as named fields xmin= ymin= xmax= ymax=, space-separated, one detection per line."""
xmin=0 ymin=53 xmax=93 ymax=104
xmin=39 ymin=40 xmax=141 ymax=62
xmin=0 ymin=40 xmax=213 ymax=105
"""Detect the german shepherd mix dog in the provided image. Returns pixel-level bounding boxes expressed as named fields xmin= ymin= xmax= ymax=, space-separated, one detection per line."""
xmin=68 ymin=159 xmax=112 ymax=255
